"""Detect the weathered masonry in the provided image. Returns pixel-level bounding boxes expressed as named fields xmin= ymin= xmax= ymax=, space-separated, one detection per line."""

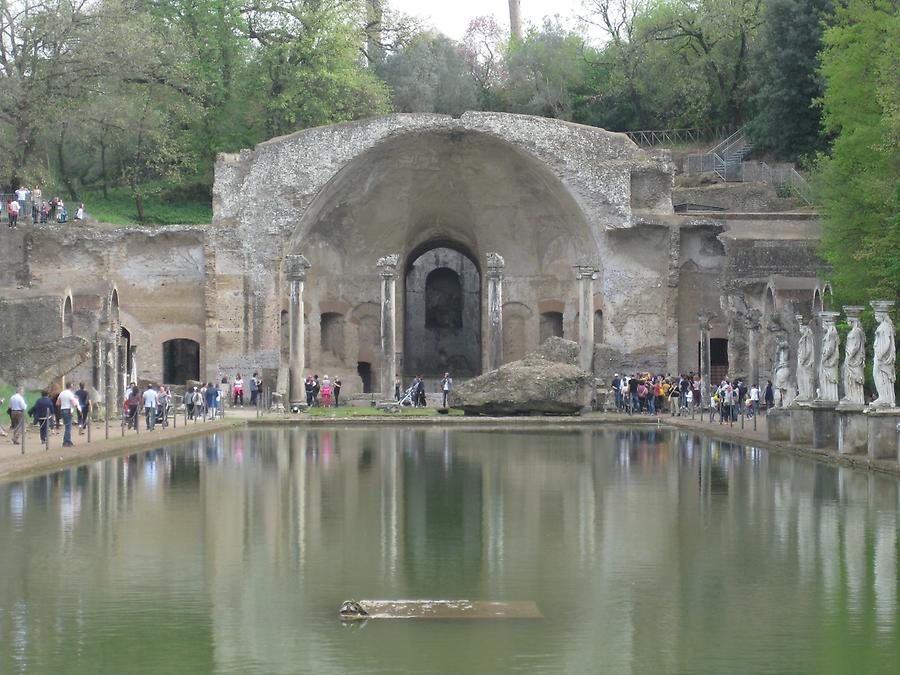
xmin=0 ymin=112 xmax=827 ymax=404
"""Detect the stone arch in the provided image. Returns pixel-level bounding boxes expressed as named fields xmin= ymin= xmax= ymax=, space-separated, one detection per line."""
xmin=62 ymin=292 xmax=74 ymax=337
xmin=404 ymin=244 xmax=481 ymax=377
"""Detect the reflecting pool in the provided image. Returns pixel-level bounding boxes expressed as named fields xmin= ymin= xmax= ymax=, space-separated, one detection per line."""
xmin=2 ymin=426 xmax=900 ymax=673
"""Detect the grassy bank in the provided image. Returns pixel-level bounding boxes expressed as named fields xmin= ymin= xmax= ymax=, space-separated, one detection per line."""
xmin=305 ymin=406 xmax=462 ymax=418
xmin=77 ymin=186 xmax=211 ymax=225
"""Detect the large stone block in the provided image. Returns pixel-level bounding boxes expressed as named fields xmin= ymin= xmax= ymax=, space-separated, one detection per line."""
xmin=789 ymin=405 xmax=814 ymax=445
xmin=837 ymin=405 xmax=867 ymax=455
xmin=811 ymin=402 xmax=838 ymax=450
xmin=866 ymin=410 xmax=900 ymax=461
xmin=766 ymin=407 xmax=791 ymax=441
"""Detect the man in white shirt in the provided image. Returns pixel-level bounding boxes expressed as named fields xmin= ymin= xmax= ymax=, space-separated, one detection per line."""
xmin=143 ymin=385 xmax=159 ymax=431
xmin=15 ymin=186 xmax=30 ymax=215
xmin=56 ymin=382 xmax=81 ymax=447
xmin=9 ymin=387 xmax=27 ymax=443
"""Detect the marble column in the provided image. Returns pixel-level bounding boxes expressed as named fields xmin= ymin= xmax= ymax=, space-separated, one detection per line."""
xmin=746 ymin=310 xmax=761 ymax=387
xmin=698 ymin=312 xmax=714 ymax=409
xmin=485 ymin=252 xmax=505 ymax=371
xmin=378 ymin=254 xmax=399 ymax=398
xmin=574 ymin=263 xmax=598 ymax=373
xmin=284 ymin=254 xmax=311 ymax=408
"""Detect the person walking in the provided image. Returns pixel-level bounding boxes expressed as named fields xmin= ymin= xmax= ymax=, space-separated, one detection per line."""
xmin=333 ymin=377 xmax=341 ymax=407
xmin=9 ymin=387 xmax=27 ymax=444
xmin=749 ymin=383 xmax=760 ymax=418
xmin=441 ymin=372 xmax=452 ymax=408
xmin=7 ymin=199 xmax=20 ymax=228
xmin=30 ymin=391 xmax=55 ymax=444
xmin=204 ymin=382 xmax=218 ymax=419
xmin=394 ymin=374 xmax=401 ymax=401
xmin=75 ymin=382 xmax=90 ymax=433
xmin=764 ymin=380 xmax=774 ymax=410
xmin=415 ymin=375 xmax=426 ymax=408
xmin=31 ymin=186 xmax=41 ymax=221
xmin=143 ymin=384 xmax=159 ymax=431
xmin=57 ymin=382 xmax=80 ymax=447
xmin=305 ymin=375 xmax=314 ymax=407
xmin=15 ymin=185 xmax=29 ymax=217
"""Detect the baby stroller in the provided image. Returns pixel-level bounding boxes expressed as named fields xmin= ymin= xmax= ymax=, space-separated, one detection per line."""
xmin=398 ymin=385 xmax=417 ymax=407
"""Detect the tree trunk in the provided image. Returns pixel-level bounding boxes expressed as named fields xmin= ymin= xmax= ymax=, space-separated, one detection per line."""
xmin=365 ymin=0 xmax=384 ymax=65
xmin=134 ymin=192 xmax=145 ymax=224
xmin=509 ymin=0 xmax=523 ymax=40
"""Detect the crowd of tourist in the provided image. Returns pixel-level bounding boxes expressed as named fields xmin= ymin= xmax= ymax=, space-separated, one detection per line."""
xmin=303 ymin=374 xmax=342 ymax=408
xmin=610 ymin=372 xmax=773 ymax=422
xmin=5 ymin=185 xmax=85 ymax=229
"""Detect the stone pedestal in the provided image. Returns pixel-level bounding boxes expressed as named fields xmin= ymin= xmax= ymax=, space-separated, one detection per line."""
xmin=767 ymin=407 xmax=791 ymax=441
xmin=837 ymin=404 xmax=867 ymax=455
xmin=866 ymin=409 xmax=900 ymax=461
xmin=789 ymin=404 xmax=814 ymax=445
xmin=810 ymin=401 xmax=838 ymax=450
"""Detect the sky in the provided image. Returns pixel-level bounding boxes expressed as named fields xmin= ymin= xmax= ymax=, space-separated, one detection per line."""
xmin=388 ymin=0 xmax=589 ymax=41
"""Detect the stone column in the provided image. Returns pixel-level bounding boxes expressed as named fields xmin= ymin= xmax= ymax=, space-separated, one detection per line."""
xmin=746 ymin=310 xmax=761 ymax=387
xmin=485 ymin=253 xmax=505 ymax=371
xmin=698 ymin=312 xmax=715 ymax=409
xmin=104 ymin=328 xmax=116 ymax=418
xmin=574 ymin=263 xmax=598 ymax=373
xmin=284 ymin=254 xmax=311 ymax=408
xmin=377 ymin=254 xmax=400 ymax=399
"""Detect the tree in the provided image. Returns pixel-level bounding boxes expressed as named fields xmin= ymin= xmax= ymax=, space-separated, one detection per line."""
xmin=816 ymin=0 xmax=899 ymax=307
xmin=747 ymin=0 xmax=833 ymax=161
xmin=378 ymin=32 xmax=480 ymax=116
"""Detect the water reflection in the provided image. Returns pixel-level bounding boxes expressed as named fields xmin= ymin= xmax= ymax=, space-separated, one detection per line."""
xmin=0 ymin=427 xmax=898 ymax=674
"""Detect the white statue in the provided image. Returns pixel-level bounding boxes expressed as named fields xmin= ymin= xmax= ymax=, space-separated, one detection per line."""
xmin=818 ymin=316 xmax=839 ymax=401
xmin=841 ymin=311 xmax=865 ymax=404
xmin=870 ymin=303 xmax=896 ymax=408
xmin=796 ymin=319 xmax=816 ymax=401
xmin=773 ymin=335 xmax=794 ymax=407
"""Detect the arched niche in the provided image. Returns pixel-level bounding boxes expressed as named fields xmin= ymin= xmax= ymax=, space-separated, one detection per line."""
xmin=162 ymin=339 xmax=200 ymax=384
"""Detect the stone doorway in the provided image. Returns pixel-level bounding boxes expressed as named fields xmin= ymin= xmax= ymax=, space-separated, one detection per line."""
xmin=162 ymin=338 xmax=200 ymax=384
xmin=404 ymin=246 xmax=481 ymax=377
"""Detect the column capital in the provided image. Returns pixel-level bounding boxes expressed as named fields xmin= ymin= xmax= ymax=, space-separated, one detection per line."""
xmin=377 ymin=254 xmax=400 ymax=277
xmin=817 ymin=310 xmax=840 ymax=326
xmin=744 ymin=308 xmax=762 ymax=331
xmin=843 ymin=305 xmax=865 ymax=320
xmin=284 ymin=254 xmax=310 ymax=280
xmin=871 ymin=299 xmax=896 ymax=315
xmin=697 ymin=312 xmax=716 ymax=329
xmin=573 ymin=263 xmax=598 ymax=280
xmin=485 ymin=251 xmax=505 ymax=274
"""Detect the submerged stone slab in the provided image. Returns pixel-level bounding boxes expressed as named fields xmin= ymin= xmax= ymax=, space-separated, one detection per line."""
xmin=339 ymin=600 xmax=543 ymax=621
xmin=866 ymin=410 xmax=900 ymax=461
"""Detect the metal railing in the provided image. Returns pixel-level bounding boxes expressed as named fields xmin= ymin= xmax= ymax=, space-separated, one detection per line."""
xmin=625 ymin=126 xmax=734 ymax=147
xmin=741 ymin=161 xmax=814 ymax=206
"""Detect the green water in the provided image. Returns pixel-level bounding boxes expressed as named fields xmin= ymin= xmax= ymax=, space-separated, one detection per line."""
xmin=1 ymin=426 xmax=899 ymax=674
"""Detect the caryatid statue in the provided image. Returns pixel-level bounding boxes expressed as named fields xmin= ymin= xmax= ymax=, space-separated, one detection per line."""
xmin=772 ymin=334 xmax=794 ymax=407
xmin=817 ymin=312 xmax=840 ymax=402
xmin=841 ymin=306 xmax=866 ymax=405
xmin=869 ymin=300 xmax=896 ymax=409
xmin=796 ymin=316 xmax=816 ymax=401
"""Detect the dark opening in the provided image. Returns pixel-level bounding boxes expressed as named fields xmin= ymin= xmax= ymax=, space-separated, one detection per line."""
xmin=63 ymin=296 xmax=74 ymax=337
xmin=280 ymin=309 xmax=289 ymax=359
xmin=357 ymin=362 xmax=372 ymax=394
xmin=320 ymin=312 xmax=345 ymax=361
xmin=425 ymin=268 xmax=463 ymax=329
xmin=539 ymin=311 xmax=564 ymax=343
xmin=594 ymin=310 xmax=603 ymax=343
xmin=163 ymin=338 xmax=200 ymax=384
xmin=710 ymin=338 xmax=729 ymax=384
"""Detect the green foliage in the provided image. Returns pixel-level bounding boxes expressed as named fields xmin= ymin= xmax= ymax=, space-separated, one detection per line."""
xmin=79 ymin=185 xmax=212 ymax=225
xmin=378 ymin=32 xmax=480 ymax=116
xmin=747 ymin=0 xmax=832 ymax=160
xmin=815 ymin=0 xmax=900 ymax=307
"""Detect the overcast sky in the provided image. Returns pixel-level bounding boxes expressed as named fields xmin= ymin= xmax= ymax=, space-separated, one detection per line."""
xmin=389 ymin=0 xmax=589 ymax=41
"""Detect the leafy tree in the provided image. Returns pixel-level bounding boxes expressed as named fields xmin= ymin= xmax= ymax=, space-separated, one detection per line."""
xmin=747 ymin=0 xmax=833 ymax=161
xmin=503 ymin=20 xmax=591 ymax=120
xmin=816 ymin=0 xmax=899 ymax=306
xmin=378 ymin=31 xmax=480 ymax=116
